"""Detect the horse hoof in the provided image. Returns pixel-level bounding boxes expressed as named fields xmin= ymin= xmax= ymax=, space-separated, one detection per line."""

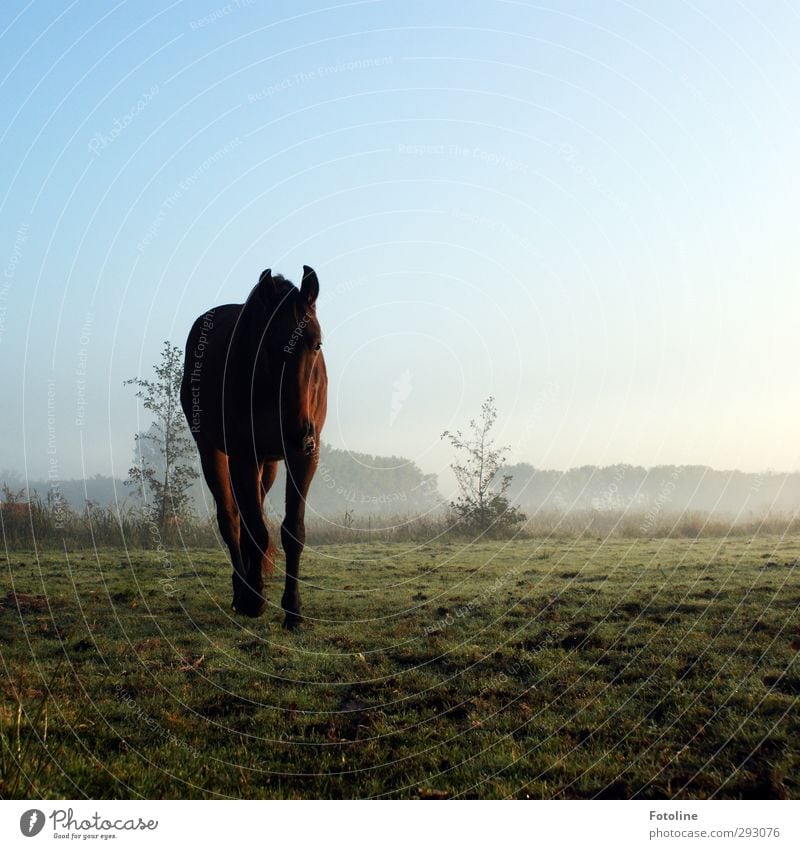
xmin=282 ymin=614 xmax=302 ymax=631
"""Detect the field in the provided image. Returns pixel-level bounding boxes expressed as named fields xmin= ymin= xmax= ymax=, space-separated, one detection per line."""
xmin=1 ymin=537 xmax=798 ymax=799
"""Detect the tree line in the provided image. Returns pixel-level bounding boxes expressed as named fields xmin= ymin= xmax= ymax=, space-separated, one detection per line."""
xmin=3 ymin=343 xmax=797 ymax=547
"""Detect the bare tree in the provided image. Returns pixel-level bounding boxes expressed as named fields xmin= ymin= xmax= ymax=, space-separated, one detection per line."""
xmin=441 ymin=396 xmax=526 ymax=536
xmin=124 ymin=341 xmax=198 ymax=535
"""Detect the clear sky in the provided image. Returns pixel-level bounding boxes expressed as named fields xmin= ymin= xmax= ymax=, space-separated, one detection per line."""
xmin=1 ymin=0 xmax=799 ymax=485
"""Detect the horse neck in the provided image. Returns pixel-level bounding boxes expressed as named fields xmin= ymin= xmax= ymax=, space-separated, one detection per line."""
xmin=235 ymin=307 xmax=282 ymax=387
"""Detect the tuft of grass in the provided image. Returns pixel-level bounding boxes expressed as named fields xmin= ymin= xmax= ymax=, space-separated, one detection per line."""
xmin=1 ymin=627 xmax=79 ymax=797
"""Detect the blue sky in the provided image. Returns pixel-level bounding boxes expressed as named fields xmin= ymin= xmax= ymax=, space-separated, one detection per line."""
xmin=2 ymin=0 xmax=799 ymax=485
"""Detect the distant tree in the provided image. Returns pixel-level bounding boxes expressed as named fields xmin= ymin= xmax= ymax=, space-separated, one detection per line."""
xmin=124 ymin=341 xmax=198 ymax=535
xmin=263 ymin=442 xmax=442 ymax=519
xmin=441 ymin=396 xmax=526 ymax=536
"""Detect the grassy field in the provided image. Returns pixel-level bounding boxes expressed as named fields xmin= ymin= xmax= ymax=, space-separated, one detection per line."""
xmin=1 ymin=536 xmax=798 ymax=799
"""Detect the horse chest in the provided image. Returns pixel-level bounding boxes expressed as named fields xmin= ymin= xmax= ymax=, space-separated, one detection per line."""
xmin=221 ymin=399 xmax=282 ymax=450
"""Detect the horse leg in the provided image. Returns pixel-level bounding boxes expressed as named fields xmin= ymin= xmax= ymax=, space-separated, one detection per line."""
xmin=260 ymin=459 xmax=279 ymax=504
xmin=197 ymin=442 xmax=244 ymax=600
xmin=259 ymin=460 xmax=279 ymax=577
xmin=229 ymin=455 xmax=270 ymax=617
xmin=281 ymin=454 xmax=317 ymax=630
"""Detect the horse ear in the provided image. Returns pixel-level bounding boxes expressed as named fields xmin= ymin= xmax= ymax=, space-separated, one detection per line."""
xmin=257 ymin=268 xmax=275 ymax=301
xmin=300 ymin=265 xmax=319 ymax=306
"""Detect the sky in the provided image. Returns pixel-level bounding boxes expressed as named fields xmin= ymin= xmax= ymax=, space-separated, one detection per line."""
xmin=1 ymin=0 xmax=799 ymax=489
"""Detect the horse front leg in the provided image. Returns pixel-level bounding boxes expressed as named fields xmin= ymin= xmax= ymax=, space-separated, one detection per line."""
xmin=259 ymin=460 xmax=279 ymax=577
xmin=281 ymin=453 xmax=317 ymax=630
xmin=229 ymin=456 xmax=270 ymax=617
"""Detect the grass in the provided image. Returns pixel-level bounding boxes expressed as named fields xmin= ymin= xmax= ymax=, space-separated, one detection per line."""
xmin=1 ymin=536 xmax=798 ymax=799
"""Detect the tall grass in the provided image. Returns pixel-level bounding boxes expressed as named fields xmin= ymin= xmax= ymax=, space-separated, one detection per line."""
xmin=0 ymin=486 xmax=218 ymax=550
xmin=518 ymin=507 xmax=800 ymax=540
xmin=2 ymin=487 xmax=799 ymax=550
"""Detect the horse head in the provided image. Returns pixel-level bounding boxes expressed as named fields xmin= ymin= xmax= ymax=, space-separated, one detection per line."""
xmin=247 ymin=266 xmax=325 ymax=458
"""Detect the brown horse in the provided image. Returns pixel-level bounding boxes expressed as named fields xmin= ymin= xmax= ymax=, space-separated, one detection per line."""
xmin=180 ymin=266 xmax=327 ymax=628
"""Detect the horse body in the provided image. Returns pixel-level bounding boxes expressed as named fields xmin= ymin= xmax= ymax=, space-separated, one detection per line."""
xmin=180 ymin=266 xmax=327 ymax=627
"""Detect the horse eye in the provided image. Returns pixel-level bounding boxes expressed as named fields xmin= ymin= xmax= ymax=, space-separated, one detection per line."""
xmin=314 ymin=342 xmax=322 ymax=351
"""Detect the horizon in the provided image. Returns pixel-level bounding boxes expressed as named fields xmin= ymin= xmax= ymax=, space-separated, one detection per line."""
xmin=3 ymin=446 xmax=798 ymax=498
xmin=2 ymin=2 xmax=799 ymax=486
xmin=5 ymin=450 xmax=800 ymax=528
xmin=3 ymin=448 xmax=800 ymax=486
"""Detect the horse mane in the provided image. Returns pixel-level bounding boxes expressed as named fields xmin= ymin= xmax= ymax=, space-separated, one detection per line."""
xmin=244 ymin=272 xmax=302 ymax=315
xmin=270 ymin=274 xmax=308 ymax=322
xmin=269 ymin=273 xmax=294 ymax=295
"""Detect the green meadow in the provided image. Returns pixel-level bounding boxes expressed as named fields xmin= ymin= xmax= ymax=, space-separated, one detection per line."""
xmin=1 ymin=537 xmax=798 ymax=799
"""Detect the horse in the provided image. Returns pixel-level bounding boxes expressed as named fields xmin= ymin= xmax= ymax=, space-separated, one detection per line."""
xmin=180 ymin=266 xmax=327 ymax=629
